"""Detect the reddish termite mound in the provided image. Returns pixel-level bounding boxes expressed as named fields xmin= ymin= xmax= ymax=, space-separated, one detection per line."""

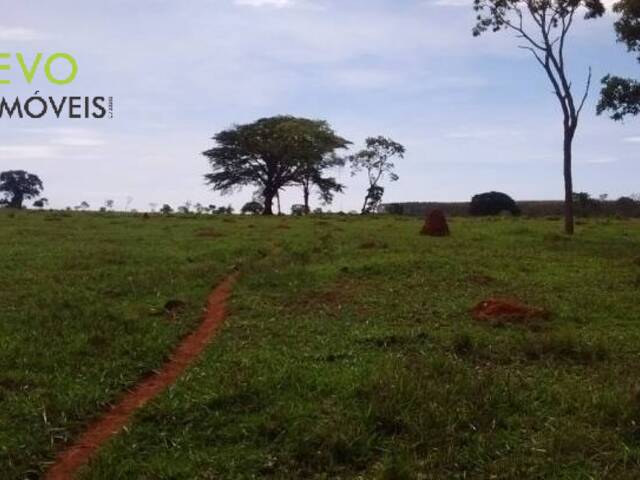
xmin=421 ymin=209 xmax=450 ymax=237
xmin=471 ymin=298 xmax=549 ymax=325
xmin=45 ymin=273 xmax=238 ymax=480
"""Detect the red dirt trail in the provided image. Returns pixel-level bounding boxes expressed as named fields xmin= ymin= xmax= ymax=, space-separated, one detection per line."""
xmin=45 ymin=273 xmax=239 ymax=480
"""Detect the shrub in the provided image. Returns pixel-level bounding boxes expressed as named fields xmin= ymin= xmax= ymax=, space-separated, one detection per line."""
xmin=469 ymin=191 xmax=520 ymax=216
xmin=241 ymin=201 xmax=263 ymax=215
xmin=291 ymin=205 xmax=305 ymax=216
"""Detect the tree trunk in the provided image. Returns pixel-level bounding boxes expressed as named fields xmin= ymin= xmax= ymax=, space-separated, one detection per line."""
xmin=9 ymin=192 xmax=23 ymax=209
xmin=263 ymin=191 xmax=274 ymax=215
xmin=276 ymin=192 xmax=281 ymax=215
xmin=303 ymin=184 xmax=310 ymax=215
xmin=563 ymin=127 xmax=575 ymax=235
xmin=361 ymin=191 xmax=370 ymax=215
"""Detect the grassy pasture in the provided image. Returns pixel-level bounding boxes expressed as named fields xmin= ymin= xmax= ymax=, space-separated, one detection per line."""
xmin=2 ymin=210 xmax=640 ymax=479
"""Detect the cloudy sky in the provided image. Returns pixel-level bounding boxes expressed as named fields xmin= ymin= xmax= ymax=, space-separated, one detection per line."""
xmin=0 ymin=0 xmax=638 ymax=212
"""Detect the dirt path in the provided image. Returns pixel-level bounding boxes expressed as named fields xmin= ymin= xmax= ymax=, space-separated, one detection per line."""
xmin=45 ymin=273 xmax=239 ymax=480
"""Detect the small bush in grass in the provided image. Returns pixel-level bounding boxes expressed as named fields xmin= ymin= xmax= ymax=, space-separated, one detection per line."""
xmin=470 ymin=191 xmax=521 ymax=217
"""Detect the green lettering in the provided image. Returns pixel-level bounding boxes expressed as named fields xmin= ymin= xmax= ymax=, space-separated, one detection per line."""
xmin=16 ymin=53 xmax=42 ymax=83
xmin=44 ymin=53 xmax=77 ymax=85
xmin=0 ymin=53 xmax=10 ymax=85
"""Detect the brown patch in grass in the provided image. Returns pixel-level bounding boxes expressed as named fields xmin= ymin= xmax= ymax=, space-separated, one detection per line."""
xmin=276 ymin=224 xmax=291 ymax=230
xmin=468 ymin=274 xmax=496 ymax=286
xmin=471 ymin=298 xmax=550 ymax=326
xmin=359 ymin=239 xmax=388 ymax=250
xmin=195 ymin=228 xmax=225 ymax=238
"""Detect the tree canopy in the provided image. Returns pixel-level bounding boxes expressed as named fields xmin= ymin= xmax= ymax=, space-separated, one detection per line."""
xmin=203 ymin=115 xmax=350 ymax=215
xmin=350 ymin=136 xmax=404 ymax=214
xmin=598 ymin=0 xmax=640 ymax=120
xmin=0 ymin=170 xmax=44 ymax=209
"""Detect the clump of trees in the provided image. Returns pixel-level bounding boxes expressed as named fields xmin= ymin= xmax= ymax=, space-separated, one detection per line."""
xmin=0 ymin=170 xmax=44 ymax=209
xmin=203 ymin=116 xmax=350 ymax=215
xmin=470 ymin=192 xmax=521 ymax=216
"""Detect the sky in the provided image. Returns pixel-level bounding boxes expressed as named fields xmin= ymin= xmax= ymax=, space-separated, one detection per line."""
xmin=0 ymin=0 xmax=638 ymax=212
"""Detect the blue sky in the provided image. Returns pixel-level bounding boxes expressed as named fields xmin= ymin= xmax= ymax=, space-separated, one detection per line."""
xmin=0 ymin=0 xmax=638 ymax=212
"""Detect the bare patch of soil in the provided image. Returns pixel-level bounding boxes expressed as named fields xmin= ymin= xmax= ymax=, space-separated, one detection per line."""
xmin=471 ymin=298 xmax=549 ymax=326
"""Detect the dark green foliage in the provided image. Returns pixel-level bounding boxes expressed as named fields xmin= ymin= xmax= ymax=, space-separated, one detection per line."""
xmin=599 ymin=74 xmax=640 ymax=120
xmin=241 ymin=201 xmax=263 ymax=215
xmin=599 ymin=0 xmax=640 ymax=119
xmin=0 ymin=170 xmax=44 ymax=209
xmin=470 ymin=191 xmax=521 ymax=216
xmin=203 ymin=115 xmax=350 ymax=215
xmin=384 ymin=203 xmax=405 ymax=215
xmin=350 ymin=136 xmax=404 ymax=214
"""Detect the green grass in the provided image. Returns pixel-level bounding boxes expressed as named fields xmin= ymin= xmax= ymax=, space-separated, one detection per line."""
xmin=2 ymin=211 xmax=640 ymax=479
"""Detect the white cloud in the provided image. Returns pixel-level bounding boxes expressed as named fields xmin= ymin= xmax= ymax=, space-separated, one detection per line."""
xmin=0 ymin=145 xmax=60 ymax=160
xmin=446 ymin=129 xmax=524 ymax=140
xmin=329 ymin=68 xmax=403 ymax=89
xmin=426 ymin=0 xmax=472 ymax=7
xmin=0 ymin=26 xmax=40 ymax=41
xmin=234 ymin=0 xmax=296 ymax=7
xmin=585 ymin=157 xmax=617 ymax=164
xmin=50 ymin=128 xmax=107 ymax=147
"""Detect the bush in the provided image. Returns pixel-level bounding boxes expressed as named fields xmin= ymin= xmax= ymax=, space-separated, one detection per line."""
xmin=469 ymin=191 xmax=520 ymax=216
xmin=291 ymin=205 xmax=305 ymax=216
xmin=241 ymin=201 xmax=263 ymax=215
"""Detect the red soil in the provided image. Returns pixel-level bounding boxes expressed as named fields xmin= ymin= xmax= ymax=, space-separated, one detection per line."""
xmin=471 ymin=298 xmax=549 ymax=324
xmin=45 ymin=273 xmax=239 ymax=480
xmin=421 ymin=209 xmax=450 ymax=237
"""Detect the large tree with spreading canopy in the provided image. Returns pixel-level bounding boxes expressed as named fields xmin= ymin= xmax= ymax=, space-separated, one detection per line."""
xmin=203 ymin=116 xmax=350 ymax=215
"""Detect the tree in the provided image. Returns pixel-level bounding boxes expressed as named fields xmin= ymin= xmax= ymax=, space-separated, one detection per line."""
xmin=33 ymin=197 xmax=49 ymax=209
xmin=598 ymin=0 xmax=640 ymax=120
xmin=105 ymin=199 xmax=114 ymax=210
xmin=160 ymin=204 xmax=173 ymax=215
xmin=297 ymin=155 xmax=346 ymax=214
xmin=203 ymin=116 xmax=350 ymax=215
xmin=0 ymin=170 xmax=44 ymax=209
xmin=473 ymin=0 xmax=605 ymax=234
xmin=470 ymin=191 xmax=521 ymax=216
xmin=349 ymin=136 xmax=404 ymax=214
xmin=241 ymin=201 xmax=263 ymax=215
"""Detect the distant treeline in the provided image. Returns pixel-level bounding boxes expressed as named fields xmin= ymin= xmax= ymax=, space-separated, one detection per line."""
xmin=383 ymin=199 xmax=640 ymax=218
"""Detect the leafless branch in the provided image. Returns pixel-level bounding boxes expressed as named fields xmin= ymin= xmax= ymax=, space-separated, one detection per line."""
xmin=577 ymin=66 xmax=592 ymax=117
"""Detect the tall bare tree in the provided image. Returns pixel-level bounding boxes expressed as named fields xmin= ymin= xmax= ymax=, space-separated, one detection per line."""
xmin=473 ymin=0 xmax=605 ymax=234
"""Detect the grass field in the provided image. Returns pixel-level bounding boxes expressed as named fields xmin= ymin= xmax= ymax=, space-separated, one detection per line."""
xmin=2 ymin=210 xmax=640 ymax=479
